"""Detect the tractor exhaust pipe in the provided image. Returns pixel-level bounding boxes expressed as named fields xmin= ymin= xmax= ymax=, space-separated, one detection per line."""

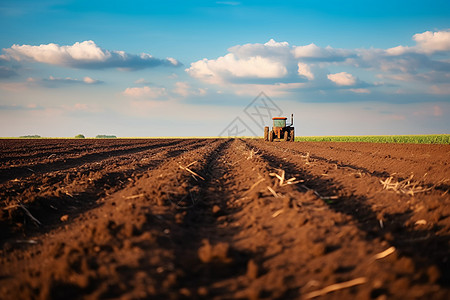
xmin=291 ymin=114 xmax=294 ymax=126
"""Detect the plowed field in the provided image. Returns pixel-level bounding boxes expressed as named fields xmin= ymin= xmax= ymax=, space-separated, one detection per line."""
xmin=1 ymin=138 xmax=449 ymax=299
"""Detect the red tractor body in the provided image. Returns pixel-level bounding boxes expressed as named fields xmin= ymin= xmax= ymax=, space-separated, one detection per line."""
xmin=264 ymin=114 xmax=295 ymax=142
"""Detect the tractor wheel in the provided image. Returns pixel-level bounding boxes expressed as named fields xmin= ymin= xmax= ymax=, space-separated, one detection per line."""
xmin=269 ymin=130 xmax=274 ymax=142
xmin=290 ymin=129 xmax=295 ymax=142
xmin=283 ymin=131 xmax=289 ymax=141
xmin=264 ymin=126 xmax=269 ymax=141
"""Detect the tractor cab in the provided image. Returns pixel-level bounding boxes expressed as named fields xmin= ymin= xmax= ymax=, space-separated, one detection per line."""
xmin=264 ymin=114 xmax=295 ymax=142
xmin=273 ymin=117 xmax=287 ymax=128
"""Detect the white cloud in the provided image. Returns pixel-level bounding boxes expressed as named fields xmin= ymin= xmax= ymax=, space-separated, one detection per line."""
xmin=166 ymin=57 xmax=180 ymax=66
xmin=228 ymin=39 xmax=292 ymax=59
xmin=385 ymin=45 xmax=410 ymax=56
xmin=413 ymin=30 xmax=450 ymax=54
xmin=186 ymin=53 xmax=288 ymax=84
xmin=185 ymin=31 xmax=449 ymax=99
xmin=327 ymin=72 xmax=357 ymax=86
xmin=83 ymin=77 xmax=98 ymax=84
xmin=186 ymin=39 xmax=298 ymax=84
xmin=297 ymin=62 xmax=314 ymax=80
xmin=386 ymin=29 xmax=450 ymax=55
xmin=122 ymin=86 xmax=167 ymax=99
xmin=1 ymin=40 xmax=181 ymax=70
xmin=293 ymin=43 xmax=353 ymax=61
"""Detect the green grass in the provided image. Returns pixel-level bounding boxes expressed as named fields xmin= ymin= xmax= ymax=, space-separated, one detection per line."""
xmin=295 ymin=134 xmax=450 ymax=144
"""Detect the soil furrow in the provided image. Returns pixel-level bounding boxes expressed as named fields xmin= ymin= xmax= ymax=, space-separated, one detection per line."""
xmin=0 ymin=138 xmax=448 ymax=300
xmin=0 ymin=139 xmax=210 ymax=246
xmin=0 ymin=140 xmax=160 ymax=165
xmin=0 ymin=139 xmax=227 ymax=299
xmin=246 ymin=139 xmax=450 ymax=297
xmin=0 ymin=139 xmax=192 ymax=183
xmin=0 ymin=140 xmax=156 ymax=162
xmin=270 ymin=141 xmax=449 ymax=188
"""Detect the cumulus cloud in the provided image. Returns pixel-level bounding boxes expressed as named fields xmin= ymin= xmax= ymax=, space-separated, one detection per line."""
xmin=293 ymin=43 xmax=354 ymax=61
xmin=386 ymin=30 xmax=450 ymax=56
xmin=1 ymin=40 xmax=181 ymax=70
xmin=82 ymin=77 xmax=100 ymax=84
xmin=187 ymin=53 xmax=288 ymax=84
xmin=414 ymin=30 xmax=450 ymax=53
xmin=122 ymin=86 xmax=167 ymax=99
xmin=333 ymin=30 xmax=450 ymax=83
xmin=186 ymin=30 xmax=450 ymax=101
xmin=187 ymin=39 xmax=303 ymax=84
xmin=297 ymin=62 xmax=314 ymax=80
xmin=385 ymin=46 xmax=410 ymax=56
xmin=228 ymin=39 xmax=292 ymax=59
xmin=186 ymin=39 xmax=358 ymax=87
xmin=327 ymin=72 xmax=357 ymax=86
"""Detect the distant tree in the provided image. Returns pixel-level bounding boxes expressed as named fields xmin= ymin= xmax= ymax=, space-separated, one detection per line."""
xmin=74 ymin=134 xmax=85 ymax=139
xmin=19 ymin=135 xmax=41 ymax=138
xmin=95 ymin=135 xmax=117 ymax=139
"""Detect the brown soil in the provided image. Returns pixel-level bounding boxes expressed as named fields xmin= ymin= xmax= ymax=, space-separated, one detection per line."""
xmin=0 ymin=138 xmax=449 ymax=299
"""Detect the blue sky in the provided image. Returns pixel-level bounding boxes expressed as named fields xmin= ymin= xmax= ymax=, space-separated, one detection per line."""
xmin=0 ymin=0 xmax=449 ymax=137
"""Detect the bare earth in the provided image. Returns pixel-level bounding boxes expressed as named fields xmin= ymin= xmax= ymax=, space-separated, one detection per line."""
xmin=0 ymin=138 xmax=449 ymax=299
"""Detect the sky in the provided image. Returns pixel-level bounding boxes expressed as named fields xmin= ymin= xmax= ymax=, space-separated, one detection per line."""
xmin=0 ymin=0 xmax=449 ymax=137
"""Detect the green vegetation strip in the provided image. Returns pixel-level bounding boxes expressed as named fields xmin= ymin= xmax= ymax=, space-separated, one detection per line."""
xmin=295 ymin=135 xmax=449 ymax=144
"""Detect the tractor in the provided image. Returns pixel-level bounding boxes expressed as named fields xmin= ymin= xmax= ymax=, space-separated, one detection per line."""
xmin=264 ymin=114 xmax=295 ymax=142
